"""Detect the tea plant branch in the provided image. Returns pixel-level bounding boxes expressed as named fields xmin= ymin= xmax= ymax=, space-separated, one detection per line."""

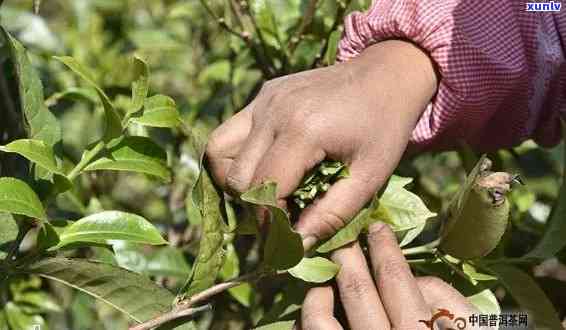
xmin=199 ymin=0 xmax=274 ymax=77
xmin=129 ymin=270 xmax=267 ymax=330
xmin=66 ymin=140 xmax=105 ymax=181
xmin=311 ymin=0 xmax=351 ymax=68
xmin=402 ymin=238 xmax=441 ymax=256
xmin=288 ymin=0 xmax=319 ymax=54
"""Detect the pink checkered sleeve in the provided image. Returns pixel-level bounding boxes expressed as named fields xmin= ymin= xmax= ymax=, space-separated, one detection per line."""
xmin=338 ymin=0 xmax=566 ymax=152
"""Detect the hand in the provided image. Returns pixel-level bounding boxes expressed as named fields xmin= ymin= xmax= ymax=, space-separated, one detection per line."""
xmin=299 ymin=223 xmax=480 ymax=330
xmin=206 ymin=40 xmax=437 ymax=247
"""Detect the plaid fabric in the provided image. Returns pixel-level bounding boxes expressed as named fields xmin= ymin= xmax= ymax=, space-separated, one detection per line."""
xmin=338 ymin=0 xmax=566 ymax=152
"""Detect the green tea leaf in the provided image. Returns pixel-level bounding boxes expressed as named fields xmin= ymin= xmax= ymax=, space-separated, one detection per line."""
xmin=183 ymin=132 xmax=227 ymax=296
xmin=130 ymin=95 xmax=181 ymax=128
xmin=22 ymin=257 xmax=175 ymax=323
xmin=317 ymin=175 xmax=434 ymax=253
xmin=146 ymin=247 xmax=191 ymax=278
xmin=462 ymin=263 xmax=497 ymax=285
xmin=0 ymin=213 xmax=18 ymax=260
xmin=54 ymin=56 xmax=122 ymax=140
xmin=0 ymin=177 xmax=45 ymax=220
xmin=323 ymin=30 xmax=340 ymax=66
xmin=377 ymin=176 xmax=436 ymax=232
xmin=45 ymin=87 xmax=99 ymax=107
xmin=467 ymin=289 xmax=500 ymax=316
xmin=1 ymin=27 xmax=61 ymax=147
xmin=242 ymin=182 xmax=303 ymax=270
xmin=129 ymin=55 xmax=150 ymax=116
xmin=56 ymin=211 xmax=167 ymax=248
xmin=83 ymin=136 xmax=171 ymax=182
xmin=4 ymin=302 xmax=47 ymax=330
xmin=14 ymin=291 xmax=62 ymax=312
xmin=317 ymin=208 xmax=373 ymax=253
xmin=489 ymin=264 xmax=562 ymax=329
xmin=36 ymin=221 xmax=60 ymax=251
xmin=526 ymin=121 xmax=566 ymax=259
xmin=253 ymin=321 xmax=295 ymax=330
xmin=288 ymin=257 xmax=339 ymax=283
xmin=0 ymin=139 xmax=62 ymax=174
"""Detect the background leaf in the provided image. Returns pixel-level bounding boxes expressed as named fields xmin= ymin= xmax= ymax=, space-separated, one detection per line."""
xmin=130 ymin=95 xmax=181 ymax=128
xmin=56 ymin=210 xmax=167 ymax=248
xmin=467 ymin=289 xmax=500 ymax=315
xmin=83 ymin=136 xmax=171 ymax=181
xmin=22 ymin=257 xmax=175 ymax=323
xmin=1 ymin=27 xmax=61 ymax=147
xmin=0 ymin=177 xmax=45 ymax=220
xmin=526 ymin=122 xmax=566 ymax=259
xmin=54 ymin=56 xmax=122 ymax=140
xmin=0 ymin=139 xmax=62 ymax=174
xmin=129 ymin=55 xmax=150 ymax=116
xmin=0 ymin=213 xmax=18 ymax=260
xmin=489 ymin=264 xmax=562 ymax=329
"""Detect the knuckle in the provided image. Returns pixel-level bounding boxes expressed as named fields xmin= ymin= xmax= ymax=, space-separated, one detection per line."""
xmin=416 ymin=276 xmax=447 ymax=291
xmin=306 ymin=208 xmax=347 ymax=238
xmin=378 ymin=259 xmax=410 ymax=279
xmin=341 ymin=276 xmax=375 ymax=298
xmin=225 ymin=167 xmax=248 ymax=194
xmin=205 ymin=132 xmax=223 ymax=156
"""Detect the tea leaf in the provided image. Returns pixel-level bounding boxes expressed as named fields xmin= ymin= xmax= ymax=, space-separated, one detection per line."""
xmin=130 ymin=95 xmax=181 ymax=128
xmin=525 ymin=121 xmax=566 ymax=259
xmin=0 ymin=139 xmax=62 ymax=174
xmin=54 ymin=56 xmax=122 ymax=140
xmin=242 ymin=182 xmax=303 ymax=270
xmin=1 ymin=27 xmax=61 ymax=146
xmin=129 ymin=55 xmax=150 ymax=116
xmin=56 ymin=211 xmax=167 ymax=248
xmin=377 ymin=176 xmax=436 ymax=231
xmin=288 ymin=257 xmax=339 ymax=283
xmin=467 ymin=289 xmax=500 ymax=316
xmin=4 ymin=302 xmax=46 ymax=330
xmin=182 ymin=132 xmax=227 ymax=296
xmin=83 ymin=136 xmax=170 ymax=182
xmin=22 ymin=257 xmax=175 ymax=323
xmin=0 ymin=177 xmax=45 ymax=220
xmin=489 ymin=264 xmax=562 ymax=329
xmin=0 ymin=213 xmax=18 ymax=260
xmin=253 ymin=321 xmax=295 ymax=330
xmin=317 ymin=175 xmax=435 ymax=253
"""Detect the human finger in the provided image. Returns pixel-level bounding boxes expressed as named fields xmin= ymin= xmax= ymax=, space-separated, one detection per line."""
xmin=367 ymin=222 xmax=430 ymax=329
xmin=301 ymin=285 xmax=342 ymax=330
xmin=332 ymin=242 xmax=389 ymax=329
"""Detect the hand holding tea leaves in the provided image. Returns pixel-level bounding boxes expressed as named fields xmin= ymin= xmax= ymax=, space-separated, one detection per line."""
xmin=206 ymin=39 xmax=438 ymax=246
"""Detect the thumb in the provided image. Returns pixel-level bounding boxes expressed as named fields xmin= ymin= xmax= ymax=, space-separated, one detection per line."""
xmin=295 ymin=160 xmax=386 ymax=249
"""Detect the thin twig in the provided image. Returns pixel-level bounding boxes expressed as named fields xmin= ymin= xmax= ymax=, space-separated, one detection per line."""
xmin=402 ymin=238 xmax=440 ymax=256
xmin=129 ymin=271 xmax=266 ymax=330
xmin=199 ymin=0 xmax=274 ymax=77
xmin=311 ymin=0 xmax=352 ymax=68
xmin=288 ymin=0 xmax=319 ymax=54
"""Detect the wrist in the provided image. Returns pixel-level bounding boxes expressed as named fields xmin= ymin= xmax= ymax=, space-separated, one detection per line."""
xmin=347 ymin=39 xmax=439 ymax=122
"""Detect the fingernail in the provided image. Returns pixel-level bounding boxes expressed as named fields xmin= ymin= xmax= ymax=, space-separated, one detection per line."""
xmin=368 ymin=221 xmax=387 ymax=234
xmin=302 ymin=235 xmax=318 ymax=251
